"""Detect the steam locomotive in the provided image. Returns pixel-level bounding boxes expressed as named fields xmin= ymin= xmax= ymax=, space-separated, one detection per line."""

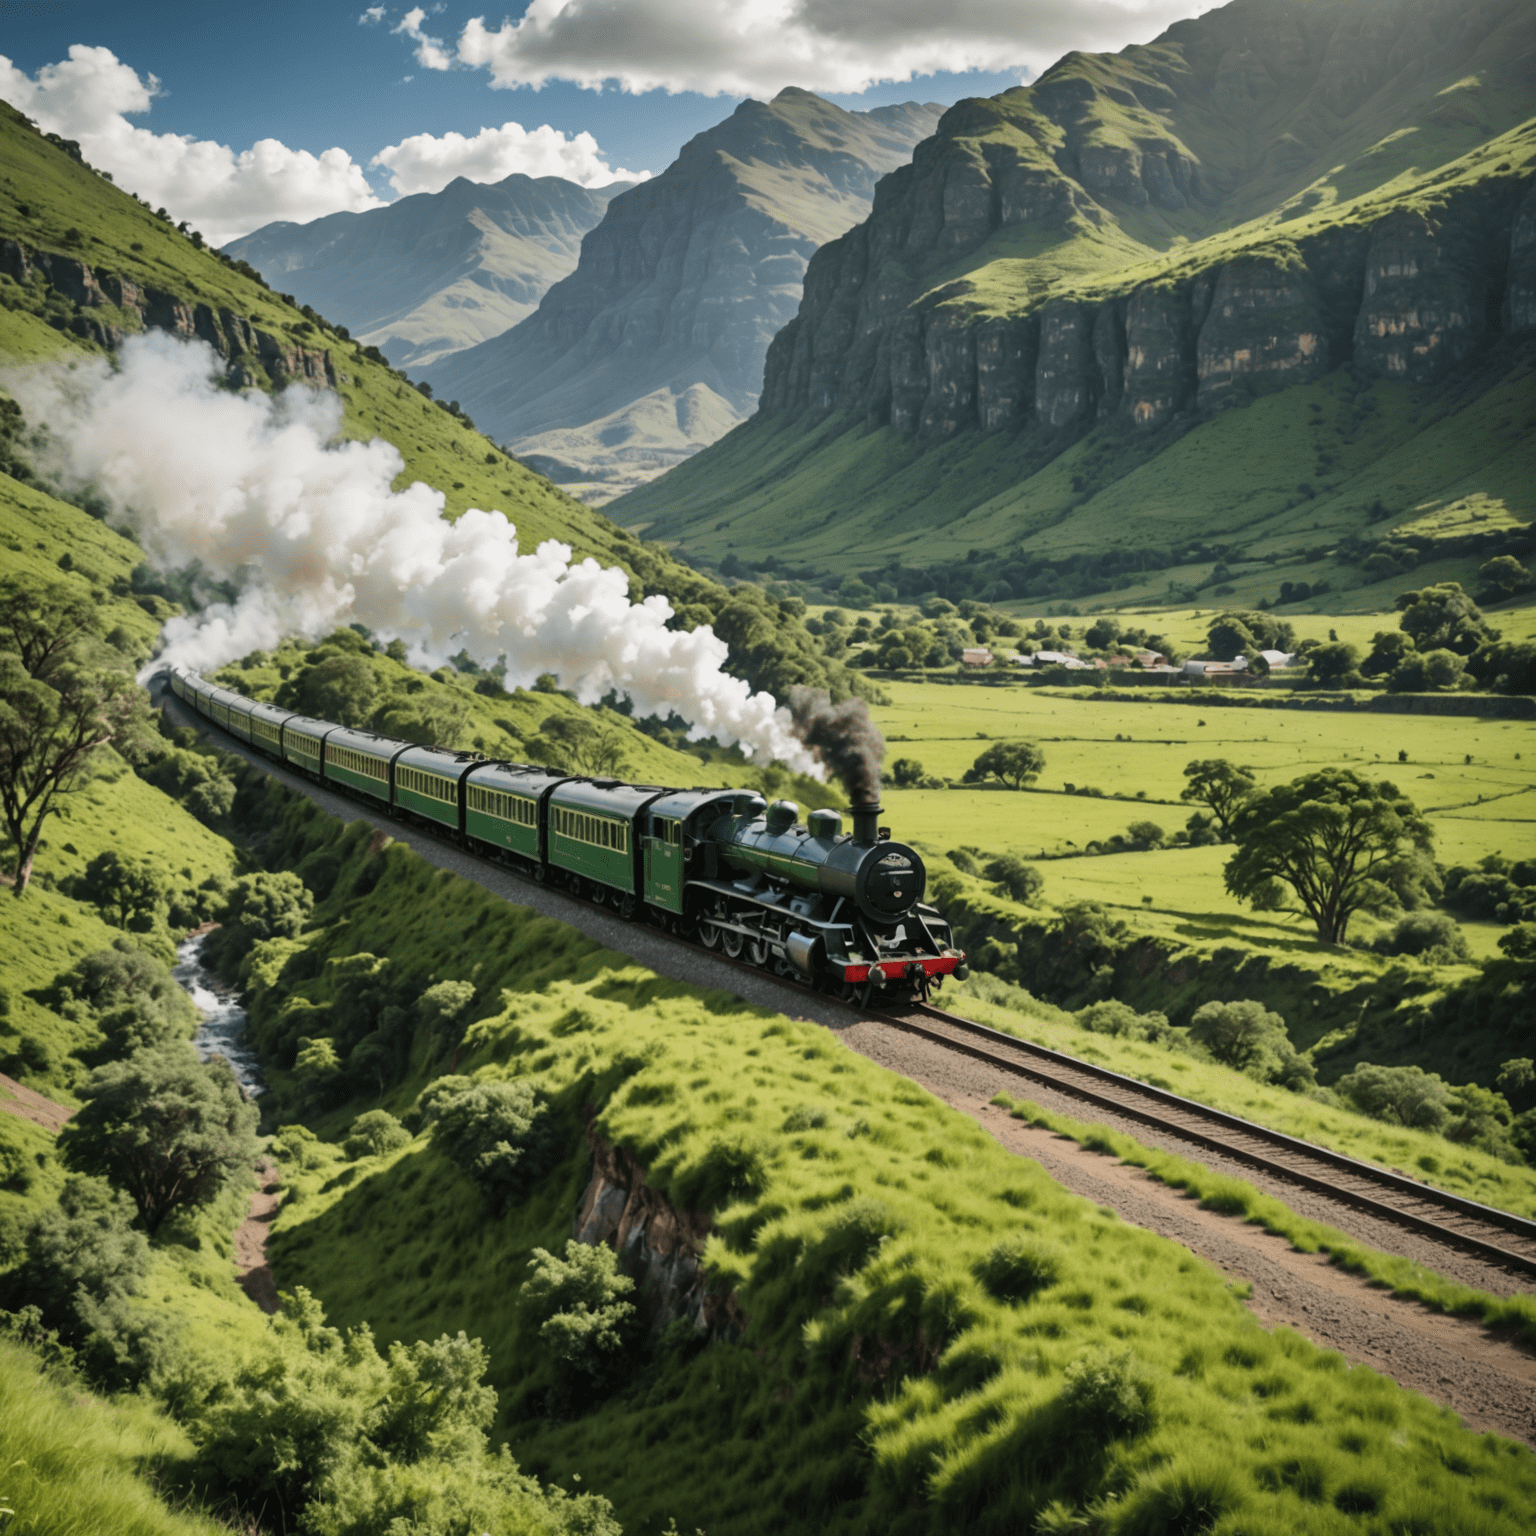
xmin=164 ymin=667 xmax=967 ymax=1005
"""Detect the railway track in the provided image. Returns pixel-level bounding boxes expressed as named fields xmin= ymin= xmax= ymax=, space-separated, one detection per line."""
xmin=857 ymin=997 xmax=1536 ymax=1279
xmin=161 ymin=684 xmax=1536 ymax=1283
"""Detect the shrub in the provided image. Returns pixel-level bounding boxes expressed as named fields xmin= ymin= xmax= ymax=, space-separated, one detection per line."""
xmin=344 ymin=1110 xmax=411 ymax=1160
xmin=1058 ymin=1347 xmax=1154 ymax=1439
xmin=983 ymin=853 xmax=1044 ymax=904
xmin=54 ymin=940 xmax=196 ymax=1056
xmin=522 ymin=1241 xmax=637 ymax=1381
xmin=1336 ymin=1063 xmax=1452 ymax=1131
xmin=1373 ymin=911 xmax=1472 ymax=964
xmin=972 ymin=1236 xmax=1060 ymax=1304
xmin=432 ymin=1080 xmax=551 ymax=1212
xmin=1074 ymin=1000 xmax=1170 ymax=1044
xmin=1188 ymin=1001 xmax=1315 ymax=1090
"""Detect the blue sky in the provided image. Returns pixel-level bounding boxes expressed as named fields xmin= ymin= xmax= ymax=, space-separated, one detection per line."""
xmin=0 ymin=1 xmax=1211 ymax=242
xmin=1 ymin=0 xmax=1026 ymax=179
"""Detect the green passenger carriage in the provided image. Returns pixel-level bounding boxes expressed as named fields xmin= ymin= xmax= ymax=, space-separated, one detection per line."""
xmin=546 ymin=779 xmax=662 ymax=900
xmin=464 ymin=763 xmax=566 ymax=863
xmin=394 ymin=744 xmax=483 ymax=834
xmin=281 ymin=716 xmax=331 ymax=775
xmin=320 ymin=725 xmax=403 ymax=807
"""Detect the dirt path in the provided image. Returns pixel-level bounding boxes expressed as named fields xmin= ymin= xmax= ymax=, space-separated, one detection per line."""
xmin=235 ymin=1159 xmax=281 ymax=1314
xmin=0 ymin=1071 xmax=71 ymax=1133
xmin=955 ymin=1093 xmax=1536 ymax=1447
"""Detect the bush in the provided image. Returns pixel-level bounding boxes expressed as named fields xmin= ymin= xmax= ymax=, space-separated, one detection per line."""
xmin=54 ymin=940 xmax=196 ymax=1056
xmin=344 ymin=1110 xmax=411 ymax=1160
xmin=972 ymin=1236 xmax=1060 ymax=1304
xmin=1074 ymin=1000 xmax=1170 ymax=1044
xmin=1058 ymin=1347 xmax=1154 ymax=1439
xmin=1336 ymin=1063 xmax=1452 ymax=1131
xmin=1373 ymin=911 xmax=1472 ymax=964
xmin=522 ymin=1241 xmax=637 ymax=1382
xmin=432 ymin=1080 xmax=551 ymax=1212
xmin=983 ymin=853 xmax=1044 ymax=904
xmin=1188 ymin=1001 xmax=1315 ymax=1091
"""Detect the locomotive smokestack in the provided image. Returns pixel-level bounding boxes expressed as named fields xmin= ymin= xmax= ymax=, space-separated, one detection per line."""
xmin=851 ymin=801 xmax=882 ymax=843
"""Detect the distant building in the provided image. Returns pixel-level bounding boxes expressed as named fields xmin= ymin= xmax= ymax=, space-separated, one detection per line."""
xmin=1183 ymin=659 xmax=1246 ymax=678
xmin=1031 ymin=649 xmax=1087 ymax=669
xmin=961 ymin=647 xmax=993 ymax=667
xmin=1133 ymin=649 xmax=1167 ymax=667
xmin=1255 ymin=649 xmax=1295 ymax=670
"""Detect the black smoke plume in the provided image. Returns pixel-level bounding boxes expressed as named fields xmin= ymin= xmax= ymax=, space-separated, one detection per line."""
xmin=788 ymin=687 xmax=885 ymax=805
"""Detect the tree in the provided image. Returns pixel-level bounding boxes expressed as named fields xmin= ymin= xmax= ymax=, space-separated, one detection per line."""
xmin=373 ymin=690 xmax=470 ymax=748
xmin=522 ymin=1241 xmax=637 ymax=1382
xmin=527 ymin=713 xmax=628 ymax=777
xmin=1124 ymin=820 xmax=1165 ymax=850
xmin=1205 ymin=610 xmax=1294 ymax=661
xmin=1389 ymin=647 xmax=1466 ymax=692
xmin=889 ymin=757 xmax=927 ymax=788
xmin=1224 ymin=769 xmax=1435 ymax=944
xmin=432 ymin=1080 xmax=551 ymax=1212
xmin=344 ymin=1109 xmax=412 ymax=1160
xmin=1361 ymin=629 xmax=1414 ymax=678
xmin=1305 ymin=641 xmax=1362 ymax=688
xmin=59 ymin=1044 xmax=260 ymax=1233
xmin=964 ymin=740 xmax=1046 ymax=790
xmin=285 ymin=650 xmax=380 ymax=727
xmin=1476 ymin=555 xmax=1533 ymax=604
xmin=1468 ymin=639 xmax=1536 ymax=695
xmin=983 ymin=853 xmax=1044 ymax=904
xmin=0 ymin=578 xmax=152 ymax=894
xmin=1187 ymin=1000 xmax=1313 ymax=1089
xmin=1394 ymin=582 xmax=1495 ymax=655
xmin=73 ymin=850 xmax=167 ymax=930
xmin=1180 ymin=759 xmax=1255 ymax=840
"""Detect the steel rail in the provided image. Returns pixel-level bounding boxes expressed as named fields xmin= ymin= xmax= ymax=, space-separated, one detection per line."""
xmin=859 ymin=999 xmax=1536 ymax=1278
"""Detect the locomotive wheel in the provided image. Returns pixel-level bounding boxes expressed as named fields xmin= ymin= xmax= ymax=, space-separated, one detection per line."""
xmin=721 ymin=930 xmax=745 ymax=959
xmin=699 ymin=921 xmax=721 ymax=950
xmin=748 ymin=937 xmax=770 ymax=968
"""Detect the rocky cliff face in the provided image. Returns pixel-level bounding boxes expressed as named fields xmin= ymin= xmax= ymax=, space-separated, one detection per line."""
xmin=226 ymin=174 xmax=627 ymax=369
xmin=0 ymin=237 xmax=336 ymax=386
xmin=573 ymin=1123 xmax=743 ymax=1342
xmin=429 ymin=89 xmax=943 ymax=501
xmin=754 ymin=0 xmax=1536 ymax=448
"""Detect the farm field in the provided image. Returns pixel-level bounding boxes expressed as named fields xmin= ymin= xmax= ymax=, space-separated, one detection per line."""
xmin=872 ymin=677 xmax=1536 ymax=948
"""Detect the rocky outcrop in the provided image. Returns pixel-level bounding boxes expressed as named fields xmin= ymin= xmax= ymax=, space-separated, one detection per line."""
xmin=0 ymin=237 xmax=336 ymax=386
xmin=758 ymin=172 xmax=1533 ymax=447
xmin=572 ymin=1125 xmax=744 ymax=1342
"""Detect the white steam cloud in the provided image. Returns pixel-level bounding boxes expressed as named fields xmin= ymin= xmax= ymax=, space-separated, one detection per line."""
xmin=10 ymin=334 xmax=817 ymax=773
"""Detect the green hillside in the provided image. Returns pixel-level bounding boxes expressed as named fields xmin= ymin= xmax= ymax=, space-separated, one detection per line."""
xmin=0 ymin=100 xmax=863 ymax=714
xmin=617 ymin=0 xmax=1536 ymax=606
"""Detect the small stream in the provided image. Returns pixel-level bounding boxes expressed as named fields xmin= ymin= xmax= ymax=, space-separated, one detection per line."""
xmin=174 ymin=932 xmax=266 ymax=1099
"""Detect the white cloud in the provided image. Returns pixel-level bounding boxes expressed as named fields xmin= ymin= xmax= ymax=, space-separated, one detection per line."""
xmin=0 ymin=46 xmax=384 ymax=244
xmin=359 ymin=6 xmax=387 ymax=24
xmin=373 ymin=120 xmax=647 ymax=195
xmin=394 ymin=6 xmax=455 ymax=71
xmin=451 ymin=0 xmax=1211 ymax=97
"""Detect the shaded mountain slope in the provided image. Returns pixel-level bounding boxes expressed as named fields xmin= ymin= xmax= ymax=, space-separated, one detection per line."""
xmin=226 ymin=174 xmax=629 ymax=370
xmin=429 ymin=89 xmax=943 ymax=501
xmin=619 ymin=0 xmax=1536 ymax=593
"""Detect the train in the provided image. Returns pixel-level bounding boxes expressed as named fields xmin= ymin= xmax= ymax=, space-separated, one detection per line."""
xmin=163 ymin=666 xmax=968 ymax=1005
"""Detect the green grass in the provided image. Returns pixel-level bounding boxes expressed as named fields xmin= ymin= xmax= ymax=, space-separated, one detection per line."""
xmin=250 ymin=810 xmax=1536 ymax=1535
xmin=990 ymin=1093 xmax=1536 ymax=1345
xmin=0 ymin=1340 xmax=225 ymax=1536
xmin=872 ymin=677 xmax=1536 ymax=869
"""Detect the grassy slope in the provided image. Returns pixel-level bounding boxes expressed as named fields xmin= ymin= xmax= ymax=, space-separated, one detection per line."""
xmin=258 ymin=821 xmax=1536 ymax=1536
xmin=0 ymin=1340 xmax=228 ymax=1536
xmin=0 ymin=99 xmax=676 ymax=575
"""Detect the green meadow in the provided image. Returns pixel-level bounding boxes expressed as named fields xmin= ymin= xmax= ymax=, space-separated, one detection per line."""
xmin=873 ymin=675 xmax=1535 ymax=922
xmin=250 ymin=816 xmax=1536 ymax=1536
